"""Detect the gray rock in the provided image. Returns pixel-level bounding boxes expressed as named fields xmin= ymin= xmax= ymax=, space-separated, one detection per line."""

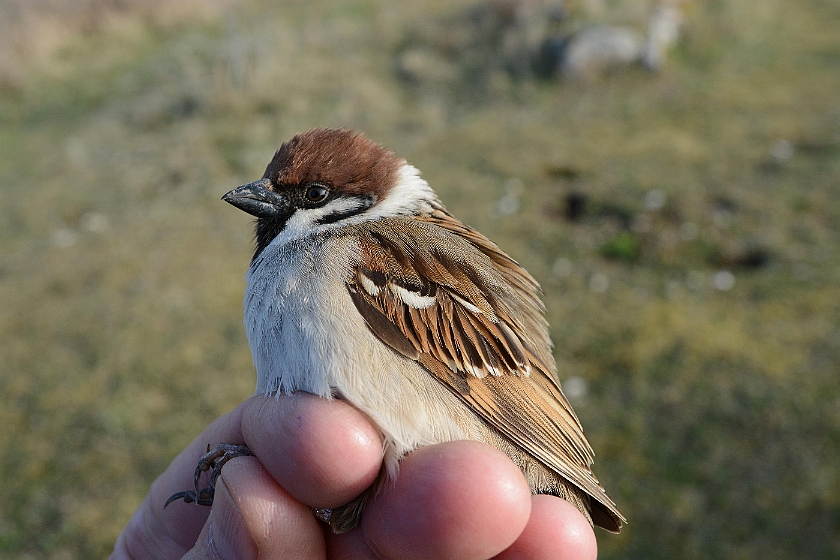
xmin=641 ymin=4 xmax=683 ymax=71
xmin=560 ymin=25 xmax=644 ymax=79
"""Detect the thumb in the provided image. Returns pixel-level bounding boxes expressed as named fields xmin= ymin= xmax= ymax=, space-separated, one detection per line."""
xmin=181 ymin=457 xmax=325 ymax=559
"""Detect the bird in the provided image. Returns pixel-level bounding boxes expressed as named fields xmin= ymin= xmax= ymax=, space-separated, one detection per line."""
xmin=168 ymin=127 xmax=625 ymax=534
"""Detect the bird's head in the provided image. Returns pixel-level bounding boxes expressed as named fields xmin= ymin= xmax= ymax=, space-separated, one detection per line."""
xmin=222 ymin=128 xmax=437 ymax=259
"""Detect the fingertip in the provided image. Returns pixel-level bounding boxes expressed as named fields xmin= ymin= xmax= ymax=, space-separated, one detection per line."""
xmin=494 ymin=495 xmax=598 ymax=560
xmin=362 ymin=441 xmax=532 ymax=560
xmin=241 ymin=393 xmax=383 ymax=508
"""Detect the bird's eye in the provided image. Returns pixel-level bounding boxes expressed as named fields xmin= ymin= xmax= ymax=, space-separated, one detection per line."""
xmin=305 ymin=184 xmax=329 ymax=203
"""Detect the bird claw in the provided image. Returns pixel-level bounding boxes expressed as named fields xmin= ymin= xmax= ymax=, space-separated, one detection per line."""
xmin=164 ymin=488 xmax=215 ymax=507
xmin=313 ymin=508 xmax=333 ymax=524
xmin=165 ymin=443 xmax=254 ymax=508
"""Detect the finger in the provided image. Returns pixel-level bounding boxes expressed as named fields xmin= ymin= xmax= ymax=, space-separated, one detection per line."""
xmin=493 ymin=495 xmax=598 ymax=560
xmin=112 ymin=406 xmax=249 ymax=560
xmin=241 ymin=392 xmax=383 ymax=509
xmin=114 ymin=393 xmax=382 ymax=559
xmin=181 ymin=457 xmax=325 ymax=559
xmin=329 ymin=441 xmax=532 ymax=560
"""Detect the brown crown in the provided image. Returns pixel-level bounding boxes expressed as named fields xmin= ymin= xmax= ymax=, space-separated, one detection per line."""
xmin=263 ymin=128 xmax=403 ymax=197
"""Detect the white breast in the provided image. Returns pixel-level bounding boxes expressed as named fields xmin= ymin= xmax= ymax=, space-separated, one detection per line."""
xmin=243 ymin=230 xmax=473 ymax=474
xmin=245 ymin=233 xmax=360 ymax=397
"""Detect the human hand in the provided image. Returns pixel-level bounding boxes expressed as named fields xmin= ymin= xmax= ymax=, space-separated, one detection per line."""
xmin=111 ymin=393 xmax=597 ymax=559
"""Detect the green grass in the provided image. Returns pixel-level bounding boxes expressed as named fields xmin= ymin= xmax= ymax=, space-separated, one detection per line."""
xmin=1 ymin=0 xmax=839 ymax=557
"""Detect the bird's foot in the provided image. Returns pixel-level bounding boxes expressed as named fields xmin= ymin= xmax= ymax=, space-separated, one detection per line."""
xmin=165 ymin=443 xmax=254 ymax=508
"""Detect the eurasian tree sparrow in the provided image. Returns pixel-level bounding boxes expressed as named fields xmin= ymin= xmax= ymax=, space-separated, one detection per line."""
xmin=168 ymin=128 xmax=625 ymax=534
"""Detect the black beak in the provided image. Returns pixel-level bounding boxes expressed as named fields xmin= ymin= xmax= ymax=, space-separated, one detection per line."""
xmin=222 ymin=179 xmax=289 ymax=218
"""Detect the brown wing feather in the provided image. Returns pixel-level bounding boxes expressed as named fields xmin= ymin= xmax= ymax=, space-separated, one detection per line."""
xmin=345 ymin=215 xmax=625 ymax=532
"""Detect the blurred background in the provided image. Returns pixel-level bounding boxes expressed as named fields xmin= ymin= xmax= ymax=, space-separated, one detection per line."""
xmin=1 ymin=0 xmax=838 ymax=557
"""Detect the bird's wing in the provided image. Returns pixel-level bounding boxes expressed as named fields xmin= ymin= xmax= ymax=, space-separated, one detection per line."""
xmin=345 ymin=212 xmax=624 ymax=531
